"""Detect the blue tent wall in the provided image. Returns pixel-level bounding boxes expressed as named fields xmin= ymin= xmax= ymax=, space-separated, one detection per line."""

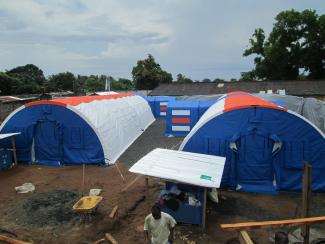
xmin=182 ymin=108 xmax=325 ymax=193
xmin=198 ymin=101 xmax=217 ymax=118
xmin=165 ymin=101 xmax=199 ymax=136
xmin=150 ymin=96 xmax=176 ymax=118
xmin=0 ymin=105 xmax=104 ymax=166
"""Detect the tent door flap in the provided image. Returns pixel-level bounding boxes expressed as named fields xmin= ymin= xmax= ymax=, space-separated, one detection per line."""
xmin=34 ymin=120 xmax=62 ymax=166
xmin=234 ymin=129 xmax=278 ymax=193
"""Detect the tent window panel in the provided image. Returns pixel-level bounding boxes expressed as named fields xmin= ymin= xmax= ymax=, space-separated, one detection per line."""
xmin=284 ymin=141 xmax=304 ymax=169
xmin=68 ymin=127 xmax=84 ymax=149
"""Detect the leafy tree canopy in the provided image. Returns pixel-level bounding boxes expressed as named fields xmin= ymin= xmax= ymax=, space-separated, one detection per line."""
xmin=6 ymin=64 xmax=45 ymax=86
xmin=84 ymin=75 xmax=105 ymax=92
xmin=0 ymin=72 xmax=19 ymax=95
xmin=132 ymin=54 xmax=173 ymax=90
xmin=4 ymin=64 xmax=46 ymax=94
xmin=46 ymin=72 xmax=76 ymax=92
xmin=176 ymin=73 xmax=193 ymax=83
xmin=242 ymin=9 xmax=325 ymax=80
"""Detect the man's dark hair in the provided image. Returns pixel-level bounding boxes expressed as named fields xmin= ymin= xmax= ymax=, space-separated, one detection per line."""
xmin=151 ymin=204 xmax=161 ymax=212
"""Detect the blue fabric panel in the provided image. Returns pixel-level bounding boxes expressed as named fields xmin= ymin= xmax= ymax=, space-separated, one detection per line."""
xmin=165 ymin=101 xmax=199 ymax=136
xmin=238 ymin=182 xmax=278 ymax=195
xmin=182 ymin=107 xmax=325 ymax=193
xmin=198 ymin=100 xmax=216 ymax=118
xmin=0 ymin=105 xmax=104 ymax=166
xmin=144 ymin=96 xmax=156 ymax=116
xmin=34 ymin=120 xmax=62 ymax=166
xmin=0 ymin=149 xmax=13 ymax=170
xmin=160 ymin=182 xmax=204 ymax=225
xmin=152 ymin=96 xmax=176 ymax=118
xmin=13 ymin=125 xmax=34 ymax=163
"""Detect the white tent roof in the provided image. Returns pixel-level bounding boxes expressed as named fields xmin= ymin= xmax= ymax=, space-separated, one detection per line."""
xmin=93 ymin=91 xmax=118 ymax=95
xmin=129 ymin=148 xmax=225 ymax=188
xmin=71 ymin=95 xmax=155 ymax=164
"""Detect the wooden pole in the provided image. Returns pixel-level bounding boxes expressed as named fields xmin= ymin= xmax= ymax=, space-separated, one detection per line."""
xmin=115 ymin=161 xmax=126 ymax=183
xmin=221 ymin=216 xmax=325 ymax=230
xmin=238 ymin=230 xmax=253 ymax=244
xmin=301 ymin=161 xmax=312 ymax=244
xmin=202 ymin=188 xmax=207 ymax=230
xmin=11 ymin=136 xmax=18 ymax=166
xmin=82 ymin=164 xmax=85 ymax=196
xmin=145 ymin=177 xmax=150 ymax=213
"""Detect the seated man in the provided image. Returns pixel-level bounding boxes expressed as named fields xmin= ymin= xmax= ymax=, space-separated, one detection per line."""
xmin=144 ymin=204 xmax=176 ymax=244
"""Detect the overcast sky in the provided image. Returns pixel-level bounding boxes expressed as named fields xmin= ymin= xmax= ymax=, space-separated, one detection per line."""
xmin=0 ymin=0 xmax=324 ymax=80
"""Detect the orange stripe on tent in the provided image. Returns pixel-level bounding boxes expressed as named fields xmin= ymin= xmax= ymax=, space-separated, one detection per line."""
xmin=160 ymin=107 xmax=167 ymax=111
xmin=25 ymin=100 xmax=68 ymax=107
xmin=227 ymin=91 xmax=250 ymax=95
xmin=172 ymin=117 xmax=190 ymax=124
xmin=223 ymin=94 xmax=287 ymax=112
xmin=25 ymin=93 xmax=134 ymax=107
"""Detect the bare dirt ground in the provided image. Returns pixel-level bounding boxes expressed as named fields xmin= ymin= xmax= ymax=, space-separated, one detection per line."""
xmin=0 ymin=120 xmax=325 ymax=243
xmin=1 ymin=164 xmax=325 ymax=243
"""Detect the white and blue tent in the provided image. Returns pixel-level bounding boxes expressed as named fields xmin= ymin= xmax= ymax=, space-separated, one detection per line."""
xmin=180 ymin=92 xmax=325 ymax=194
xmin=0 ymin=94 xmax=155 ymax=166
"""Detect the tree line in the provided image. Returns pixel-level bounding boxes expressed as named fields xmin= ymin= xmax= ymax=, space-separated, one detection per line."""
xmin=0 ymin=64 xmax=134 ymax=95
xmin=0 ymin=9 xmax=323 ymax=95
xmin=0 ymin=60 xmax=229 ymax=95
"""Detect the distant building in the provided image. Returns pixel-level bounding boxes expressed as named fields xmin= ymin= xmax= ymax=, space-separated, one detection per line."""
xmin=0 ymin=96 xmax=38 ymax=122
xmin=149 ymin=80 xmax=325 ymax=101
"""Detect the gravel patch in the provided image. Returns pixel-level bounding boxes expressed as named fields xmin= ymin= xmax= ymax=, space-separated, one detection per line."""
xmin=118 ymin=119 xmax=184 ymax=168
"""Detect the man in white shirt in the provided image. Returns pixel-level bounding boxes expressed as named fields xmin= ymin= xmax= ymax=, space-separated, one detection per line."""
xmin=144 ymin=204 xmax=176 ymax=244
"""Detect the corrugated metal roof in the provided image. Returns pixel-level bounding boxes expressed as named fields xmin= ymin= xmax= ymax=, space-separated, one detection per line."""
xmin=149 ymin=80 xmax=325 ymax=96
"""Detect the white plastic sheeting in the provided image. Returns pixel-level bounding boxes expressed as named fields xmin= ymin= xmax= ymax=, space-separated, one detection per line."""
xmin=72 ymin=95 xmax=155 ymax=164
xmin=0 ymin=132 xmax=20 ymax=140
xmin=129 ymin=148 xmax=225 ymax=188
xmin=178 ymin=94 xmax=325 ymax=133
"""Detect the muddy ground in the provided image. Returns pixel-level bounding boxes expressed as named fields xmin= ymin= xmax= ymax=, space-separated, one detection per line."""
xmin=1 ymin=165 xmax=325 ymax=243
xmin=0 ymin=120 xmax=325 ymax=243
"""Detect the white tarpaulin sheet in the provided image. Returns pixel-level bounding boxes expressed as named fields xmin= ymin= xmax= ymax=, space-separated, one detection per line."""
xmin=0 ymin=132 xmax=20 ymax=140
xmin=129 ymin=148 xmax=225 ymax=188
xmin=72 ymin=95 xmax=155 ymax=164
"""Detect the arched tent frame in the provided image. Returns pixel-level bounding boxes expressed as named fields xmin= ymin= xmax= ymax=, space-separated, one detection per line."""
xmin=0 ymin=94 xmax=155 ymax=166
xmin=179 ymin=92 xmax=325 ymax=193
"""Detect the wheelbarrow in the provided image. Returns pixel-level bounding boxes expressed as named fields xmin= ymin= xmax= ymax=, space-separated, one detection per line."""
xmin=73 ymin=196 xmax=103 ymax=222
